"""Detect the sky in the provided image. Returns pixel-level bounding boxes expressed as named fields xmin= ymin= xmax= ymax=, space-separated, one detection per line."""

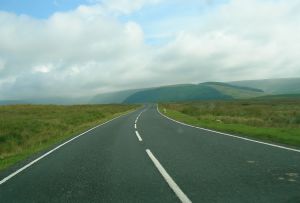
xmin=0 ymin=0 xmax=300 ymax=99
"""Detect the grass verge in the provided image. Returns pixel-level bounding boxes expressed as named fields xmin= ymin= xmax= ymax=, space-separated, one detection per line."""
xmin=159 ymin=100 xmax=300 ymax=148
xmin=0 ymin=104 xmax=139 ymax=171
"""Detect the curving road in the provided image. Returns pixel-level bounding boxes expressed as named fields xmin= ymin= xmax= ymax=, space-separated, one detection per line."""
xmin=0 ymin=104 xmax=300 ymax=202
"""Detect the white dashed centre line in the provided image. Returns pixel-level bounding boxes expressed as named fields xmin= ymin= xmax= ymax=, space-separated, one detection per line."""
xmin=135 ymin=130 xmax=143 ymax=142
xmin=134 ymin=110 xmax=146 ymax=142
xmin=146 ymin=149 xmax=192 ymax=203
xmin=134 ymin=108 xmax=191 ymax=202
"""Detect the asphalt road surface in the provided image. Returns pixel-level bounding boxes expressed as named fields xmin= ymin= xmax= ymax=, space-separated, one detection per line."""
xmin=1 ymin=104 xmax=300 ymax=202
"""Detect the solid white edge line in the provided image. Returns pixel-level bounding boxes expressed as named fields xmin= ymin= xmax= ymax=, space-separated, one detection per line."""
xmin=156 ymin=104 xmax=300 ymax=153
xmin=0 ymin=110 xmax=137 ymax=185
xmin=146 ymin=149 xmax=192 ymax=203
xmin=135 ymin=130 xmax=143 ymax=142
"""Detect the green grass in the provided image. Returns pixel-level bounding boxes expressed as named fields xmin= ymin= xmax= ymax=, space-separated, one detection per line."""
xmin=0 ymin=104 xmax=139 ymax=171
xmin=159 ymin=100 xmax=300 ymax=148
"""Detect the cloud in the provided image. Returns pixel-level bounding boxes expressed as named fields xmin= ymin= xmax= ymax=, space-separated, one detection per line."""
xmin=0 ymin=0 xmax=300 ymax=99
xmin=0 ymin=5 xmax=148 ymax=99
xmin=90 ymin=0 xmax=162 ymax=15
xmin=152 ymin=0 xmax=300 ymax=82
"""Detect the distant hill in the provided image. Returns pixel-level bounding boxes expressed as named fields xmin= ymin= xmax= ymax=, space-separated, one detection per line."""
xmin=90 ymin=82 xmax=265 ymax=104
xmin=4 ymin=78 xmax=298 ymax=105
xmin=122 ymin=82 xmax=265 ymax=103
xmin=203 ymin=82 xmax=264 ymax=99
xmin=203 ymin=82 xmax=263 ymax=92
xmin=254 ymin=94 xmax=300 ymax=101
xmin=229 ymin=78 xmax=300 ymax=94
xmin=0 ymin=100 xmax=27 ymax=105
xmin=0 ymin=97 xmax=90 ymax=105
xmin=123 ymin=84 xmax=232 ymax=103
xmin=90 ymin=88 xmax=148 ymax=104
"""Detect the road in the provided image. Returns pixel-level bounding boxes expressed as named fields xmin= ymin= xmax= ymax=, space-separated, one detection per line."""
xmin=0 ymin=104 xmax=300 ymax=202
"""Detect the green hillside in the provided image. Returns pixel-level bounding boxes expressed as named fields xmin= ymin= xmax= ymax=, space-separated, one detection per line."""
xmin=4 ymin=78 xmax=298 ymax=105
xmin=254 ymin=94 xmax=300 ymax=100
xmin=229 ymin=78 xmax=300 ymax=94
xmin=123 ymin=82 xmax=265 ymax=103
xmin=124 ymin=84 xmax=237 ymax=103
xmin=203 ymin=82 xmax=265 ymax=99
xmin=91 ymin=78 xmax=300 ymax=104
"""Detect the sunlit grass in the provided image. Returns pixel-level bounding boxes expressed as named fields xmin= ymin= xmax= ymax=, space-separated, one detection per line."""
xmin=0 ymin=104 xmax=138 ymax=171
xmin=160 ymin=100 xmax=300 ymax=147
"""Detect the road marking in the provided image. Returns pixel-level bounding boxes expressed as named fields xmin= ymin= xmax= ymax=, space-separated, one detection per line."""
xmin=135 ymin=114 xmax=141 ymax=123
xmin=146 ymin=149 xmax=192 ymax=203
xmin=133 ymin=109 xmax=147 ymax=142
xmin=135 ymin=130 xmax=143 ymax=142
xmin=0 ymin=110 xmax=136 ymax=185
xmin=156 ymin=105 xmax=300 ymax=153
xmin=135 ymin=109 xmax=146 ymax=125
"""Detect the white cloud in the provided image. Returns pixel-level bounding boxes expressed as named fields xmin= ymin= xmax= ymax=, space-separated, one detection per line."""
xmin=101 ymin=0 xmax=161 ymax=14
xmin=0 ymin=0 xmax=300 ymax=100
xmin=33 ymin=64 xmax=53 ymax=73
xmin=0 ymin=5 xmax=149 ymax=99
xmin=153 ymin=0 xmax=300 ymax=81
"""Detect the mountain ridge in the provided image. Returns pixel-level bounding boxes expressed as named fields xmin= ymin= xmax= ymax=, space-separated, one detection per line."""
xmin=1 ymin=78 xmax=299 ymax=105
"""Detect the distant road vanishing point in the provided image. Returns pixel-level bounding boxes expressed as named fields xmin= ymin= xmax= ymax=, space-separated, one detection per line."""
xmin=1 ymin=104 xmax=300 ymax=202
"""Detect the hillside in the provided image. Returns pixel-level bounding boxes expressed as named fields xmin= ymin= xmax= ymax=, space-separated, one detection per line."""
xmin=90 ymin=88 xmax=149 ymax=104
xmin=0 ymin=97 xmax=91 ymax=105
xmin=6 ymin=78 xmax=299 ymax=105
xmin=122 ymin=82 xmax=265 ymax=103
xmin=124 ymin=84 xmax=244 ymax=103
xmin=254 ymin=94 xmax=300 ymax=100
xmin=229 ymin=78 xmax=300 ymax=94
xmin=90 ymin=82 xmax=265 ymax=104
xmin=123 ymin=84 xmax=232 ymax=103
xmin=203 ymin=82 xmax=264 ymax=99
